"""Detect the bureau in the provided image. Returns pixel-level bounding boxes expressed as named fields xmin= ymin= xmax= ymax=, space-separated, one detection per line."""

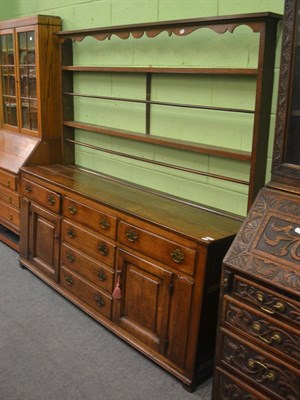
xmin=212 ymin=1 xmax=300 ymax=398
xmin=19 ymin=164 xmax=241 ymax=390
xmin=212 ymin=188 xmax=300 ymax=399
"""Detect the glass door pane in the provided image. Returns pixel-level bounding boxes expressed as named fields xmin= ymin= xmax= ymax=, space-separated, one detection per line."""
xmin=0 ymin=33 xmax=17 ymax=127
xmin=18 ymin=30 xmax=37 ymax=131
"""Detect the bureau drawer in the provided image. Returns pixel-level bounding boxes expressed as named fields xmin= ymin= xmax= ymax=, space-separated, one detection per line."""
xmin=0 ymin=170 xmax=17 ymax=190
xmin=63 ymin=197 xmax=117 ymax=240
xmin=220 ymin=331 xmax=300 ymax=400
xmin=118 ymin=221 xmax=196 ymax=275
xmin=0 ymin=201 xmax=20 ymax=227
xmin=60 ymin=266 xmax=112 ymax=319
xmin=0 ymin=186 xmax=19 ymax=207
xmin=61 ymin=243 xmax=114 ymax=293
xmin=21 ymin=178 xmax=61 ymax=213
xmin=215 ymin=370 xmax=269 ymax=400
xmin=62 ymin=220 xmax=115 ymax=267
xmin=232 ymin=275 xmax=300 ymax=329
xmin=222 ymin=296 xmax=300 ymax=367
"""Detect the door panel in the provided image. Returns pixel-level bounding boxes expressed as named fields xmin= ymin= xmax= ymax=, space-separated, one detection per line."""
xmin=115 ymin=249 xmax=173 ymax=354
xmin=28 ymin=202 xmax=61 ymax=281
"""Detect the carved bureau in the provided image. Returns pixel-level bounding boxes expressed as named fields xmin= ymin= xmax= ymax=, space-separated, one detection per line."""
xmin=212 ymin=187 xmax=300 ymax=399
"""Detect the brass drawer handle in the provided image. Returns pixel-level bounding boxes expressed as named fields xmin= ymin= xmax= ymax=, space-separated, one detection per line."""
xmin=247 ymin=359 xmax=276 ymax=382
xmin=48 ymin=195 xmax=56 ymax=206
xmin=259 ymin=333 xmax=282 ymax=345
xmin=256 ymin=292 xmax=286 ymax=315
xmin=65 ymin=275 xmax=73 ymax=286
xmin=95 ymin=295 xmax=105 ymax=307
xmin=99 ymin=217 xmax=110 ymax=230
xmin=125 ymin=228 xmax=138 ymax=243
xmin=252 ymin=322 xmax=282 ymax=345
xmin=170 ymin=248 xmax=185 ymax=264
xmin=7 ymin=179 xmax=10 ymax=188
xmin=97 ymin=269 xmax=107 ymax=281
xmin=98 ymin=242 xmax=108 ymax=256
xmin=274 ymin=301 xmax=285 ymax=313
xmin=68 ymin=205 xmax=77 ymax=215
xmin=25 ymin=184 xmax=32 ymax=193
xmin=66 ymin=251 xmax=75 ymax=263
xmin=67 ymin=228 xmax=76 ymax=238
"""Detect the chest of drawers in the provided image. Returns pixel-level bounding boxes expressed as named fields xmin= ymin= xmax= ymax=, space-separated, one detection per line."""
xmin=212 ymin=188 xmax=300 ymax=399
xmin=0 ymin=169 xmax=20 ymax=249
xmin=19 ymin=164 xmax=241 ymax=390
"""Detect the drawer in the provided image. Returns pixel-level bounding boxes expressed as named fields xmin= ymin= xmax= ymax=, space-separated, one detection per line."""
xmin=220 ymin=332 xmax=300 ymax=400
xmin=62 ymin=220 xmax=115 ymax=267
xmin=0 ymin=170 xmax=17 ymax=190
xmin=60 ymin=266 xmax=112 ymax=319
xmin=215 ymin=370 xmax=269 ymax=400
xmin=118 ymin=221 xmax=196 ymax=275
xmin=0 ymin=186 xmax=19 ymax=207
xmin=61 ymin=243 xmax=114 ymax=293
xmin=63 ymin=197 xmax=117 ymax=239
xmin=0 ymin=201 xmax=20 ymax=227
xmin=232 ymin=275 xmax=300 ymax=329
xmin=222 ymin=296 xmax=300 ymax=367
xmin=21 ymin=178 xmax=61 ymax=213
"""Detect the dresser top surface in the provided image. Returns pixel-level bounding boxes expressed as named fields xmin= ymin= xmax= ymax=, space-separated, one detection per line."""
xmin=21 ymin=164 xmax=242 ymax=244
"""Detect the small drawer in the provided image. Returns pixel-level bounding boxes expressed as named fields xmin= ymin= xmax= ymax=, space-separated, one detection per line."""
xmin=0 ymin=170 xmax=17 ymax=190
xmin=0 ymin=186 xmax=19 ymax=207
xmin=118 ymin=221 xmax=196 ymax=275
xmin=220 ymin=332 xmax=300 ymax=400
xmin=62 ymin=220 xmax=115 ymax=267
xmin=60 ymin=266 xmax=112 ymax=320
xmin=63 ymin=197 xmax=117 ymax=239
xmin=232 ymin=275 xmax=300 ymax=329
xmin=222 ymin=297 xmax=300 ymax=367
xmin=21 ymin=178 xmax=61 ymax=213
xmin=215 ymin=370 xmax=268 ymax=400
xmin=61 ymin=243 xmax=114 ymax=293
xmin=0 ymin=201 xmax=20 ymax=227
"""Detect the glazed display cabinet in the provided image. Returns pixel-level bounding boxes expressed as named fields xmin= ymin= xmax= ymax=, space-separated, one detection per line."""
xmin=0 ymin=15 xmax=62 ymax=250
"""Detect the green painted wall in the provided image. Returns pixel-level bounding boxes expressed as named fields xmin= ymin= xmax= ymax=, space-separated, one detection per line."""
xmin=2 ymin=0 xmax=284 ymax=216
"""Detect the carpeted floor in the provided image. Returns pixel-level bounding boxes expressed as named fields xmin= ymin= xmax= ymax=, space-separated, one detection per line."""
xmin=0 ymin=242 xmax=212 ymax=400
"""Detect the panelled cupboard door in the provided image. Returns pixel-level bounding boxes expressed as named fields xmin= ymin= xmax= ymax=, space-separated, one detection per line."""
xmin=28 ymin=202 xmax=61 ymax=281
xmin=114 ymin=249 xmax=173 ymax=354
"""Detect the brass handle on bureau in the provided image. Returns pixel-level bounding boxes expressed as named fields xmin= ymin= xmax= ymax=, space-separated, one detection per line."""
xmin=256 ymin=292 xmax=286 ymax=315
xmin=125 ymin=229 xmax=138 ymax=243
xmin=97 ymin=269 xmax=107 ymax=281
xmin=252 ymin=322 xmax=282 ymax=345
xmin=67 ymin=228 xmax=76 ymax=238
xmin=66 ymin=252 xmax=75 ymax=263
xmin=259 ymin=333 xmax=282 ymax=345
xmin=68 ymin=205 xmax=77 ymax=215
xmin=25 ymin=185 xmax=32 ymax=193
xmin=65 ymin=275 xmax=73 ymax=286
xmin=48 ymin=195 xmax=56 ymax=206
xmin=98 ymin=243 xmax=108 ymax=256
xmin=99 ymin=217 xmax=110 ymax=230
xmin=170 ymin=248 xmax=185 ymax=264
xmin=95 ymin=296 xmax=105 ymax=307
xmin=247 ymin=359 xmax=276 ymax=382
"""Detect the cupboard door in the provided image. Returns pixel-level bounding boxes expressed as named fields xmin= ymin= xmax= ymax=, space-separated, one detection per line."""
xmin=114 ymin=249 xmax=173 ymax=354
xmin=28 ymin=202 xmax=61 ymax=281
